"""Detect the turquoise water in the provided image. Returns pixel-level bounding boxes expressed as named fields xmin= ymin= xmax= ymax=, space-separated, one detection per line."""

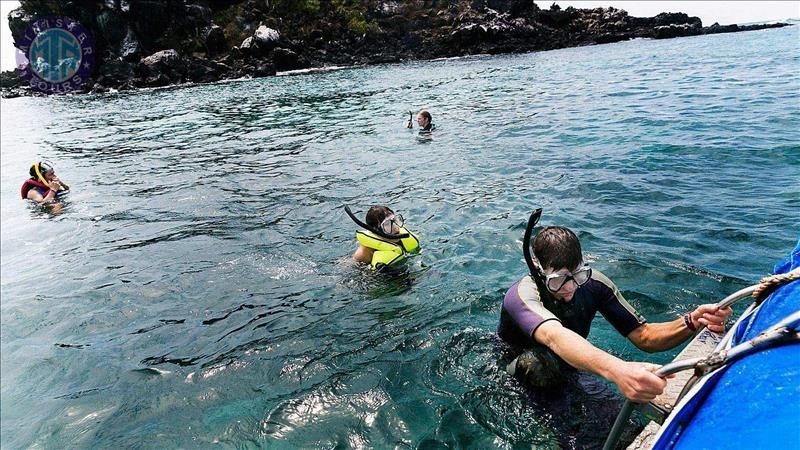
xmin=1 ymin=26 xmax=798 ymax=448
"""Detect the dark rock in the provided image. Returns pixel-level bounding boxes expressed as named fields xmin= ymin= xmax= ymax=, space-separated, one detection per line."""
xmin=652 ymin=23 xmax=696 ymax=39
xmin=205 ymin=25 xmax=227 ymax=56
xmin=309 ymin=29 xmax=324 ymax=40
xmin=1 ymin=70 xmax=21 ymax=89
xmin=144 ymin=72 xmax=172 ymax=87
xmin=653 ymin=12 xmax=702 ymax=28
xmin=96 ymin=9 xmax=126 ymax=45
xmin=185 ymin=58 xmax=230 ymax=83
xmin=594 ymin=32 xmax=629 ymax=44
xmin=376 ymin=1 xmax=405 ymax=17
xmin=706 ymin=23 xmax=739 ymax=34
xmin=91 ymin=83 xmax=109 ymax=93
xmin=252 ymin=62 xmax=275 ymax=77
xmin=240 ymin=36 xmax=255 ymax=52
xmin=128 ymin=0 xmax=172 ymax=48
xmin=138 ymin=49 xmax=186 ymax=85
xmin=7 ymin=7 xmax=34 ymax=48
xmin=140 ymin=49 xmax=180 ymax=68
xmin=120 ymin=28 xmax=142 ymax=62
xmin=185 ymin=4 xmax=212 ymax=22
xmin=253 ymin=25 xmax=280 ymax=50
xmin=272 ymin=47 xmax=308 ymax=71
xmin=3 ymin=0 xmax=793 ymax=96
xmin=487 ymin=0 xmax=536 ymax=16
xmin=96 ymin=59 xmax=136 ymax=85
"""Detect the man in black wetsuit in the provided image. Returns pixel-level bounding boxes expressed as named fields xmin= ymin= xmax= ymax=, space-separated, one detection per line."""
xmin=498 ymin=225 xmax=732 ymax=402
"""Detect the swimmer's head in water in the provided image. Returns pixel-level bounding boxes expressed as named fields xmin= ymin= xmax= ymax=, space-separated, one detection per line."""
xmin=366 ymin=206 xmax=406 ymax=235
xmin=417 ymin=110 xmax=432 ymax=127
xmin=30 ymin=161 xmax=55 ymax=181
xmin=366 ymin=206 xmax=394 ymax=228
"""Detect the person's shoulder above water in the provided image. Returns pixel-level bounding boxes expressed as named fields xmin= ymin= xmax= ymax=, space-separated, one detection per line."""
xmin=21 ymin=160 xmax=69 ymax=204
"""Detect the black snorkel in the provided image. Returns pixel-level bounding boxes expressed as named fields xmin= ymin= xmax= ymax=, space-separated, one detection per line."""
xmin=522 ymin=208 xmax=545 ymax=286
xmin=344 ymin=205 xmax=410 ymax=240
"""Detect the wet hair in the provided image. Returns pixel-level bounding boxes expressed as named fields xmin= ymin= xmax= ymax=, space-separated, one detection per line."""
xmin=532 ymin=226 xmax=583 ymax=271
xmin=365 ymin=205 xmax=394 ymax=229
xmin=419 ymin=111 xmax=432 ymax=122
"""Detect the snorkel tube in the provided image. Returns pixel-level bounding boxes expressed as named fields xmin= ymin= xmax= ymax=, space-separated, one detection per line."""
xmin=522 ymin=208 xmax=545 ymax=285
xmin=33 ymin=162 xmax=52 ymax=188
xmin=344 ymin=205 xmax=410 ymax=240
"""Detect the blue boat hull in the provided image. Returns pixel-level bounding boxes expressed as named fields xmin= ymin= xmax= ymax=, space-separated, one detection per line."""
xmin=653 ymin=240 xmax=800 ymax=449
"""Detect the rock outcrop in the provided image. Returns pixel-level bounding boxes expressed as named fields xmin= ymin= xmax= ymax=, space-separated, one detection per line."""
xmin=2 ymin=0 xmax=791 ymax=97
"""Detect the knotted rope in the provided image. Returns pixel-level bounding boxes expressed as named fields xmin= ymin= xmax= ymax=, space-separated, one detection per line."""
xmin=753 ymin=267 xmax=800 ymax=303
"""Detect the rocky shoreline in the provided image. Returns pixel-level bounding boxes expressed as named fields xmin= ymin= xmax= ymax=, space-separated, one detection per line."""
xmin=1 ymin=0 xmax=792 ymax=98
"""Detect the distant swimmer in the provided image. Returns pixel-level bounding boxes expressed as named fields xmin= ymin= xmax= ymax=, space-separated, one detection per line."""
xmin=499 ymin=209 xmax=732 ymax=402
xmin=21 ymin=161 xmax=69 ymax=204
xmin=345 ymin=205 xmax=420 ymax=271
xmin=406 ymin=110 xmax=435 ymax=134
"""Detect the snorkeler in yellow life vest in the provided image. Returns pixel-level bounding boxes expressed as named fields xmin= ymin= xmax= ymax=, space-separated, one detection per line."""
xmin=346 ymin=205 xmax=420 ymax=270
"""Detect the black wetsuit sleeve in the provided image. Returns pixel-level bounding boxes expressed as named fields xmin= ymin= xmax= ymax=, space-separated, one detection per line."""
xmin=591 ymin=271 xmax=646 ymax=337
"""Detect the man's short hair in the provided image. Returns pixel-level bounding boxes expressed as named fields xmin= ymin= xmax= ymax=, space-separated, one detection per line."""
xmin=419 ymin=110 xmax=432 ymax=122
xmin=532 ymin=226 xmax=583 ymax=271
xmin=366 ymin=205 xmax=394 ymax=228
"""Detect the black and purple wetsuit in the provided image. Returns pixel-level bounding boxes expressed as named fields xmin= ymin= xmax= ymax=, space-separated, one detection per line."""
xmin=498 ymin=270 xmax=646 ymax=350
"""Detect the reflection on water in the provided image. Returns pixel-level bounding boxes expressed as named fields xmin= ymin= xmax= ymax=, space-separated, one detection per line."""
xmin=1 ymin=26 xmax=799 ymax=448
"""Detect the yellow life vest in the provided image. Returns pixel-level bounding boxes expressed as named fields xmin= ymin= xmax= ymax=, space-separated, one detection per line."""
xmin=356 ymin=227 xmax=420 ymax=270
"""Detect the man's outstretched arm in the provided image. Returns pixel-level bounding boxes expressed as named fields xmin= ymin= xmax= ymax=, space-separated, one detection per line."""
xmin=534 ymin=320 xmax=667 ymax=403
xmin=627 ymin=304 xmax=733 ymax=353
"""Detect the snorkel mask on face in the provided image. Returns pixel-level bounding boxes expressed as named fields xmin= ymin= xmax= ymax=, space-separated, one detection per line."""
xmin=344 ymin=205 xmax=410 ymax=240
xmin=544 ymin=266 xmax=592 ymax=292
xmin=522 ymin=209 xmax=592 ymax=293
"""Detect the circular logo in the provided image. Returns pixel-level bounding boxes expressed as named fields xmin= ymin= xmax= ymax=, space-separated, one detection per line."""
xmin=17 ymin=16 xmax=95 ymax=94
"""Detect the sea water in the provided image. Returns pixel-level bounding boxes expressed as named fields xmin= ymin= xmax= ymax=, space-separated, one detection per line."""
xmin=1 ymin=25 xmax=798 ymax=448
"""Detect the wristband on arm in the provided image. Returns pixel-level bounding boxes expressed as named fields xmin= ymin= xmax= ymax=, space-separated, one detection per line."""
xmin=683 ymin=313 xmax=697 ymax=332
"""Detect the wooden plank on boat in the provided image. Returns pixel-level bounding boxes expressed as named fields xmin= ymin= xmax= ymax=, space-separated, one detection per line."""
xmin=650 ymin=328 xmax=724 ymax=414
xmin=627 ymin=420 xmax=660 ymax=450
xmin=626 ymin=328 xmax=725 ymax=450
